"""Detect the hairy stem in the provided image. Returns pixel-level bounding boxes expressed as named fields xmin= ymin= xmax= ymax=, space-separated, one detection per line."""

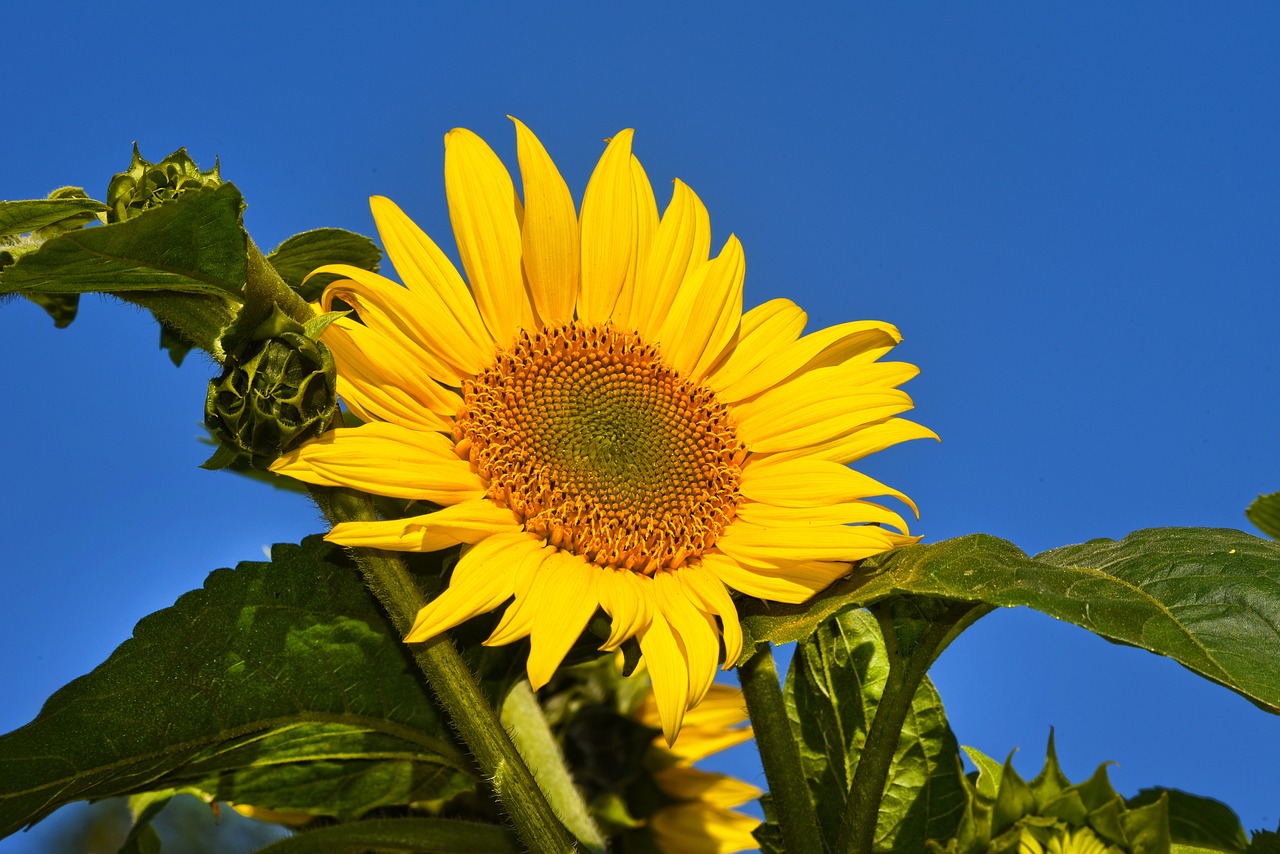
xmin=315 ymin=487 xmax=578 ymax=853
xmin=739 ymin=642 xmax=828 ymax=854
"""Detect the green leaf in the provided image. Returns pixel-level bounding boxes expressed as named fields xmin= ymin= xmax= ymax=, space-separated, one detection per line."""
xmin=20 ymin=291 xmax=79 ymax=328
xmin=0 ymin=197 xmax=106 ymax=238
xmin=742 ymin=528 xmax=1280 ymax=714
xmin=116 ymin=290 xmax=238 ymax=360
xmin=1128 ymin=788 xmax=1249 ymax=852
xmin=0 ymin=536 xmax=476 ymax=837
xmin=0 ymin=184 xmax=247 ymax=299
xmin=255 ymin=817 xmax=521 ymax=853
xmin=266 ymin=229 xmax=381 ymax=301
xmin=786 ymin=608 xmax=966 ymax=851
xmin=1246 ymin=492 xmax=1280 ymax=540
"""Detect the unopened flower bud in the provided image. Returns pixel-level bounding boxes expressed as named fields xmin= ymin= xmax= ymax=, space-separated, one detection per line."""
xmin=107 ymin=145 xmax=222 ymax=224
xmin=204 ymin=306 xmax=337 ymax=469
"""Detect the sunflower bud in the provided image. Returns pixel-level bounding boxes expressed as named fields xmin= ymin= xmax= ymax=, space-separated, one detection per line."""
xmin=203 ymin=306 xmax=337 ymax=469
xmin=926 ymin=735 xmax=1168 ymax=854
xmin=106 ymin=145 xmax=222 ymax=224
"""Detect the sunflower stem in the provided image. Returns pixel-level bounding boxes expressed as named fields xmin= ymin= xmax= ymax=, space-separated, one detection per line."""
xmin=244 ymin=234 xmax=312 ymax=325
xmin=314 ymin=486 xmax=579 ymax=854
xmin=739 ymin=642 xmax=828 ymax=854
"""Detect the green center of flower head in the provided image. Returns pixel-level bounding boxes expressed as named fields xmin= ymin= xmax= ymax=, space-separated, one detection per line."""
xmin=454 ymin=323 xmax=746 ymax=573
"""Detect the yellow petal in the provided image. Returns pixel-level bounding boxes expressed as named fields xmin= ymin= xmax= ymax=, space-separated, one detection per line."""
xmin=656 ymin=571 xmax=719 ymax=710
xmin=610 ymin=153 xmax=660 ymax=332
xmin=706 ymin=298 xmax=807 ymax=393
xmin=732 ymin=366 xmax=916 ymax=454
xmin=651 ymin=802 xmax=761 ymax=853
xmin=316 ymin=265 xmax=480 ymax=386
xmin=511 ymin=117 xmax=578 ymax=327
xmin=716 ymin=319 xmax=903 ymax=404
xmin=700 ymin=551 xmax=849 ymax=604
xmin=270 ymin=423 xmax=484 ymax=504
xmin=631 ymin=180 xmax=711 ymax=340
xmin=323 ymin=317 xmax=460 ymax=428
xmin=325 ymin=500 xmax=521 ymax=552
xmin=527 ymin=553 xmax=601 ymax=689
xmin=654 ymin=765 xmax=762 ymax=809
xmin=676 ymin=564 xmax=743 ymax=669
xmin=740 ymin=455 xmax=918 ymax=515
xmin=597 ymin=568 xmax=655 ymax=650
xmin=403 ymin=532 xmax=533 ymax=642
xmin=639 ymin=609 xmax=690 ymax=745
xmin=578 ymin=129 xmax=636 ymax=324
xmin=765 ymin=416 xmax=940 ymax=466
xmin=444 ymin=128 xmax=533 ymax=346
xmin=656 ymin=235 xmax=746 ymax=380
xmin=484 ymin=543 xmax=556 ymax=646
xmin=676 ymin=683 xmax=750 ymax=732
xmin=368 ymin=196 xmax=494 ymax=366
xmin=716 ymin=522 xmax=917 ymax=567
xmin=736 ymin=500 xmax=911 ymax=533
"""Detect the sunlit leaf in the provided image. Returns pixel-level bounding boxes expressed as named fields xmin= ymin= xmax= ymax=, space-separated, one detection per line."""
xmin=0 ymin=184 xmax=246 ymax=298
xmin=266 ymin=229 xmax=381 ymax=301
xmin=741 ymin=529 xmax=1280 ymax=714
xmin=0 ymin=197 xmax=106 ymax=239
xmin=0 ymin=536 xmax=476 ymax=837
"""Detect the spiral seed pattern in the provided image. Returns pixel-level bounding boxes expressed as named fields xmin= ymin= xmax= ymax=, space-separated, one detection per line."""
xmin=454 ymin=323 xmax=745 ymax=573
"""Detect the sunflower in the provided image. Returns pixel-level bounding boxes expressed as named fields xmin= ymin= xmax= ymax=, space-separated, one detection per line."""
xmin=270 ymin=119 xmax=932 ymax=742
xmin=636 ymin=683 xmax=762 ymax=854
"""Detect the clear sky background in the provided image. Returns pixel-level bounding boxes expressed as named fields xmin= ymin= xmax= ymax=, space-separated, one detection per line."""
xmin=3 ymin=2 xmax=1278 ymax=851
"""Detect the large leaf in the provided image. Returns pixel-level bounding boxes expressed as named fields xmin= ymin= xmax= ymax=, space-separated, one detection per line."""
xmin=266 ymin=228 xmax=381 ymax=301
xmin=0 ymin=536 xmax=477 ymax=838
xmin=786 ymin=608 xmax=966 ymax=852
xmin=0 ymin=197 xmax=106 ymax=238
xmin=741 ymin=528 xmax=1280 ymax=714
xmin=0 ymin=184 xmax=247 ymax=299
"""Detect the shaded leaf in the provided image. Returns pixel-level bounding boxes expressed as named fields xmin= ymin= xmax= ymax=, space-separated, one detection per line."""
xmin=787 ymin=608 xmax=965 ymax=851
xmin=1129 ymin=788 xmax=1249 ymax=852
xmin=20 ymin=291 xmax=79 ymax=328
xmin=0 ymin=184 xmax=247 ymax=299
xmin=266 ymin=229 xmax=381 ymax=301
xmin=742 ymin=529 xmax=1280 ymax=714
xmin=256 ymin=817 xmax=521 ymax=853
xmin=1247 ymin=492 xmax=1280 ymax=541
xmin=0 ymin=536 xmax=476 ymax=837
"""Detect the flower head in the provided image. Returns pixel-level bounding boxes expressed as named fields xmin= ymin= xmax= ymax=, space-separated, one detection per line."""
xmin=271 ymin=119 xmax=932 ymax=741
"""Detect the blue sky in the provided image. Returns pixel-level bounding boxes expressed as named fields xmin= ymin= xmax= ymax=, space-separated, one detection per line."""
xmin=3 ymin=2 xmax=1278 ymax=849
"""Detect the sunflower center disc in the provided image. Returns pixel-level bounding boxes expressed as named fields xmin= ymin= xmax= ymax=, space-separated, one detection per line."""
xmin=455 ymin=323 xmax=746 ymax=573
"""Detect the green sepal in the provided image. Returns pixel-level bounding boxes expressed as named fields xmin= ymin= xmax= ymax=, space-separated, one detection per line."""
xmin=266 ymin=228 xmax=381 ymax=301
xmin=106 ymin=144 xmax=222 ymax=224
xmin=1247 ymin=491 xmax=1280 ymax=540
xmin=928 ymin=736 xmax=1172 ymax=853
